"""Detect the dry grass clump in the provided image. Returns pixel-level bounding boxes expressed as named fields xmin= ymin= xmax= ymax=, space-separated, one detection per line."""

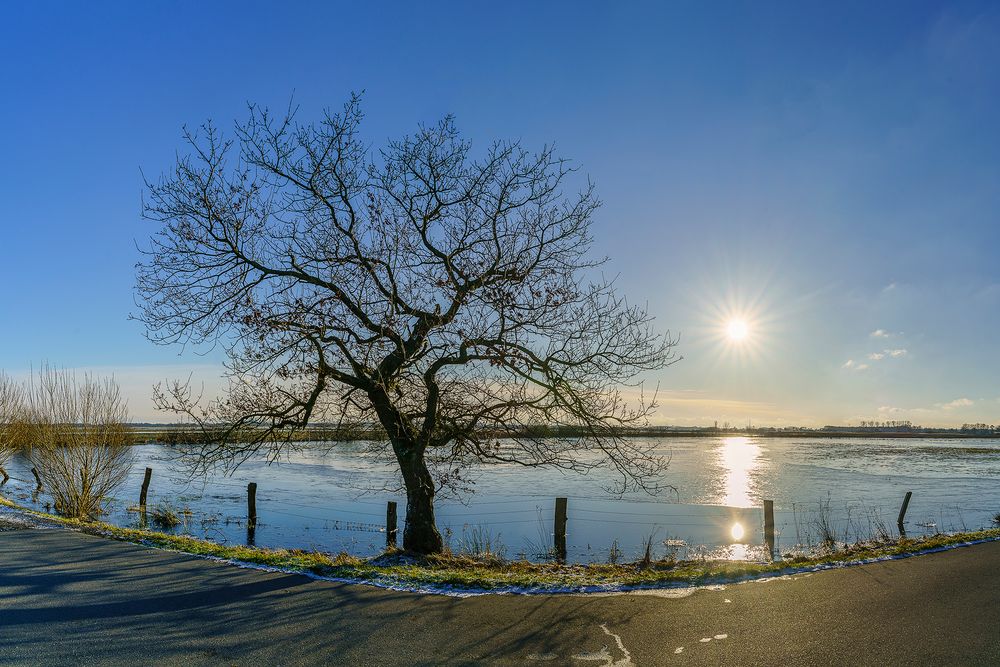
xmin=149 ymin=503 xmax=182 ymax=528
xmin=455 ymin=525 xmax=507 ymax=563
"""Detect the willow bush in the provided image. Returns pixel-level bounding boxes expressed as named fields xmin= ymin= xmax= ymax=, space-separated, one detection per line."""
xmin=24 ymin=366 xmax=133 ymax=518
xmin=0 ymin=372 xmax=27 ymax=470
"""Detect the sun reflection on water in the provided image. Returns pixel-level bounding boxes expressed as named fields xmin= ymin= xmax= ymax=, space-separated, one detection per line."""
xmin=717 ymin=436 xmax=761 ymax=508
xmin=730 ymin=522 xmax=745 ymax=540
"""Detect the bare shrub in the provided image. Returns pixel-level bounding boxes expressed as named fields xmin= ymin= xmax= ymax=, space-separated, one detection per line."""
xmin=26 ymin=366 xmax=133 ymax=519
xmin=0 ymin=372 xmax=26 ymax=470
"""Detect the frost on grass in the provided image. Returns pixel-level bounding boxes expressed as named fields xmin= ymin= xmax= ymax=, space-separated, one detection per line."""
xmin=2 ymin=496 xmax=1000 ymax=597
xmin=0 ymin=514 xmax=34 ymax=531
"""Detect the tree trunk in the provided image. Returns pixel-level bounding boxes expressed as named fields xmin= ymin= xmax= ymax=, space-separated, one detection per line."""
xmin=395 ymin=445 xmax=443 ymax=554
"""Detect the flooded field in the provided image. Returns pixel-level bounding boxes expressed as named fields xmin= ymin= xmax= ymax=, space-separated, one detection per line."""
xmin=3 ymin=436 xmax=999 ymax=563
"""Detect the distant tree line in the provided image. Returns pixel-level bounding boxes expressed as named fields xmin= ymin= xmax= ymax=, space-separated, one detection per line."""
xmin=856 ymin=420 xmax=913 ymax=429
xmin=961 ymin=423 xmax=999 ymax=432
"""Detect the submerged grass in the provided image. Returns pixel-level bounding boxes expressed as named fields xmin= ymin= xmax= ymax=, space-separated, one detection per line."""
xmin=149 ymin=503 xmax=182 ymax=529
xmin=2 ymin=495 xmax=999 ymax=593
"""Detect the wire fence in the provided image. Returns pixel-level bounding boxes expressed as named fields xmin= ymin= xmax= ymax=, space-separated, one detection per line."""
xmin=2 ymin=463 xmax=998 ymax=563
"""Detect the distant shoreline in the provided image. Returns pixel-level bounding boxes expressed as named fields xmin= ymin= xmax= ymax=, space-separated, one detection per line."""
xmin=642 ymin=430 xmax=1000 ymax=439
xmin=124 ymin=424 xmax=1000 ymax=444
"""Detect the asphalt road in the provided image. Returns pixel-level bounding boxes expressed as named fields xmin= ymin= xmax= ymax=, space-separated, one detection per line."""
xmin=1 ymin=528 xmax=999 ymax=666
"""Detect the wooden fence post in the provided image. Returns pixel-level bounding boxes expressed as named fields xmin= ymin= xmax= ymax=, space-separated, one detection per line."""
xmin=138 ymin=467 xmax=152 ymax=507
xmin=30 ymin=467 xmax=42 ymax=491
xmin=763 ymin=499 xmax=775 ymax=559
xmin=897 ymin=491 xmax=912 ymax=537
xmin=247 ymin=482 xmax=257 ymax=526
xmin=386 ymin=501 xmax=398 ymax=549
xmin=554 ymin=497 xmax=568 ymax=562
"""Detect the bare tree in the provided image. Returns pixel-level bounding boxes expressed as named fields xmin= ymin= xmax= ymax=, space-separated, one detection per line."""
xmin=136 ymin=96 xmax=678 ymax=553
xmin=26 ymin=366 xmax=133 ymax=518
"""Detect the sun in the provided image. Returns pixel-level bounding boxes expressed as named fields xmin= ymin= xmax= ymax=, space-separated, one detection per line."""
xmin=697 ymin=285 xmax=774 ymax=365
xmin=726 ymin=319 xmax=749 ymax=342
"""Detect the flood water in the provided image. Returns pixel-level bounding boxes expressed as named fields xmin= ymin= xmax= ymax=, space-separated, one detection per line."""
xmin=3 ymin=436 xmax=999 ymax=563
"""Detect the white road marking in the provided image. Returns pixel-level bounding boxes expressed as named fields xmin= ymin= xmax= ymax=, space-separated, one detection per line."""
xmin=573 ymin=583 xmax=725 ymax=598
xmin=714 ymin=634 xmax=728 ymax=640
xmin=572 ymin=647 xmax=613 ymax=662
xmin=585 ymin=588 xmax=696 ymax=599
xmin=570 ymin=624 xmax=635 ymax=666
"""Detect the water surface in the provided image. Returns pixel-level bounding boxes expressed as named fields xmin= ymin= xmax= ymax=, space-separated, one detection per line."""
xmin=3 ymin=436 xmax=998 ymax=562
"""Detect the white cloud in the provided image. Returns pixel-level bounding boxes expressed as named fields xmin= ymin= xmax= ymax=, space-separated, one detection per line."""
xmin=937 ymin=398 xmax=974 ymax=410
xmin=865 ymin=348 xmax=907 ymax=362
xmin=870 ymin=329 xmax=890 ymax=338
xmin=843 ymin=359 xmax=869 ymax=371
xmin=862 ymin=396 xmax=990 ymax=427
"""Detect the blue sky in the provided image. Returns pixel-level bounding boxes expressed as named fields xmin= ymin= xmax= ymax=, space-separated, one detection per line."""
xmin=2 ymin=1 xmax=999 ymax=425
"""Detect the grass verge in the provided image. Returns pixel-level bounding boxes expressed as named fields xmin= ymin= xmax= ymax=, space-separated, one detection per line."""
xmin=2 ymin=495 xmax=998 ymax=593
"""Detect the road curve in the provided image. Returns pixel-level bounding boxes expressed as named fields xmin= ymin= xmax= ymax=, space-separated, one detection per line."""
xmin=1 ymin=528 xmax=999 ymax=665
